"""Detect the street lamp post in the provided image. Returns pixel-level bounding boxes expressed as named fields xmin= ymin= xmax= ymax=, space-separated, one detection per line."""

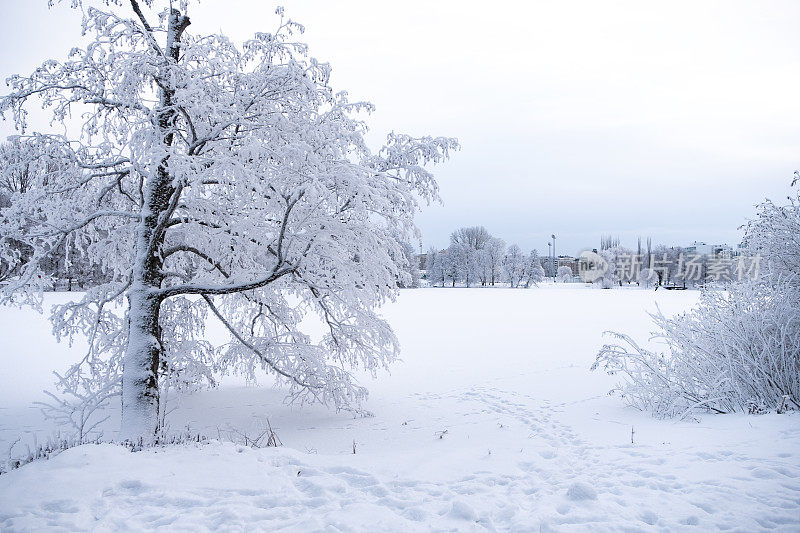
xmin=547 ymin=242 xmax=552 ymax=280
xmin=552 ymin=234 xmax=557 ymax=281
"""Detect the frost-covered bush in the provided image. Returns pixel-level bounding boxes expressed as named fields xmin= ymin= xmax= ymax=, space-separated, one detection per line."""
xmin=743 ymin=194 xmax=800 ymax=280
xmin=593 ymin=249 xmax=618 ymax=289
xmin=595 ymin=185 xmax=800 ymax=417
xmin=593 ymin=280 xmax=800 ymax=417
xmin=557 ymin=266 xmax=573 ymax=283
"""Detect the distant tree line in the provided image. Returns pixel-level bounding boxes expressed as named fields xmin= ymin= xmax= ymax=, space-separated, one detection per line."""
xmin=592 ymin=234 xmax=751 ymax=289
xmin=424 ymin=226 xmax=545 ymax=288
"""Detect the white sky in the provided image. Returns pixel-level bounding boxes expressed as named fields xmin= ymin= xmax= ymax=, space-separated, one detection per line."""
xmin=1 ymin=0 xmax=799 ymax=255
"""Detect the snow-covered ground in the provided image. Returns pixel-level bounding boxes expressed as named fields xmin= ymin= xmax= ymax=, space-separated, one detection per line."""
xmin=1 ymin=285 xmax=799 ymax=530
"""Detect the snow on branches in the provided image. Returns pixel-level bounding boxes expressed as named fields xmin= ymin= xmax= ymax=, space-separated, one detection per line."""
xmin=593 ymin=281 xmax=800 ymax=417
xmin=0 ymin=1 xmax=457 ymax=441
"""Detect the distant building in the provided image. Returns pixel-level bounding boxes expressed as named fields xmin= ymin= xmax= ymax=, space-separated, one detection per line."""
xmin=684 ymin=241 xmax=734 ymax=258
xmin=557 ymin=256 xmax=578 ymax=275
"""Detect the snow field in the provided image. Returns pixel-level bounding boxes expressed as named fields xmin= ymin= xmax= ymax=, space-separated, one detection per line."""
xmin=1 ymin=285 xmax=799 ymax=530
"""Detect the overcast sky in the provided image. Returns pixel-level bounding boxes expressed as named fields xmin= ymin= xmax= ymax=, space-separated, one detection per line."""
xmin=1 ymin=1 xmax=799 ymax=256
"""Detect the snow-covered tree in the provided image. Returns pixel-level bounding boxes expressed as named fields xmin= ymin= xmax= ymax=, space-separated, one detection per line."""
xmin=502 ymin=244 xmax=526 ymax=288
xmin=443 ymin=247 xmax=460 ymax=287
xmin=0 ymin=1 xmax=457 ymax=442
xmin=476 ymin=248 xmax=490 ymax=286
xmin=594 ymin=249 xmax=618 ymax=289
xmin=650 ymin=244 xmax=683 ymax=286
xmin=482 ymin=237 xmax=506 ymax=287
xmin=0 ymin=194 xmax=25 ymax=283
xmin=0 ymin=138 xmax=80 ymax=285
xmin=0 ymin=139 xmax=53 ymax=194
xmin=612 ymin=245 xmax=637 ymax=284
xmin=522 ymin=249 xmax=545 ymax=288
xmin=397 ymin=242 xmax=421 ymax=289
xmin=593 ymin=245 xmax=635 ymax=288
xmin=600 ymin=234 xmax=620 ymax=251
xmin=556 ymin=265 xmax=572 ymax=283
xmin=445 ymin=242 xmax=477 ymax=287
xmin=425 ymin=247 xmax=445 ymax=287
xmin=542 ymin=254 xmax=555 ymax=278
xmin=450 ymin=226 xmax=490 ymax=250
xmin=638 ymin=267 xmax=657 ymax=289
xmin=447 ymin=226 xmax=489 ymax=287
xmin=0 ymin=192 xmax=26 ymax=282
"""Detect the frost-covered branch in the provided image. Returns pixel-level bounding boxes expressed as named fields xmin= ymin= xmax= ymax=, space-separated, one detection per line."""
xmin=159 ymin=266 xmax=295 ymax=298
xmin=202 ymin=294 xmax=316 ymax=389
xmin=593 ymin=280 xmax=800 ymax=417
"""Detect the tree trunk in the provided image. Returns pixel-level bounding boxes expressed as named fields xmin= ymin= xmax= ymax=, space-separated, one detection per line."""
xmin=120 ymin=285 xmax=162 ymax=441
xmin=119 ymin=8 xmax=188 ymax=442
xmin=120 ymin=163 xmax=175 ymax=441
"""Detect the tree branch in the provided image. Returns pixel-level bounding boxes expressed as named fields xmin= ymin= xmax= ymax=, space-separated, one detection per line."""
xmin=157 ymin=265 xmax=294 ymax=299
xmin=29 ymin=210 xmax=141 ymax=237
xmin=201 ymin=294 xmax=319 ymax=389
xmin=128 ymin=0 xmax=164 ymax=57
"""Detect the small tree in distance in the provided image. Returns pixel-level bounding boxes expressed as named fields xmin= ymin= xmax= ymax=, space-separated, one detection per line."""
xmin=503 ymin=245 xmax=526 ymax=288
xmin=483 ymin=237 xmax=506 ymax=286
xmin=594 ymin=249 xmax=618 ymax=289
xmin=638 ymin=268 xmax=657 ymax=289
xmin=523 ymin=249 xmax=545 ymax=288
xmin=425 ymin=248 xmax=446 ymax=287
xmin=0 ymin=1 xmax=457 ymax=442
xmin=557 ymin=265 xmax=573 ymax=283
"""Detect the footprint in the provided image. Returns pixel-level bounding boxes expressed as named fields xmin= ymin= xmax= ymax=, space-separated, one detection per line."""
xmin=566 ymin=482 xmax=597 ymax=501
xmin=40 ymin=500 xmax=79 ymax=514
xmin=448 ymin=500 xmax=478 ymax=521
xmin=640 ymin=510 xmax=658 ymax=525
